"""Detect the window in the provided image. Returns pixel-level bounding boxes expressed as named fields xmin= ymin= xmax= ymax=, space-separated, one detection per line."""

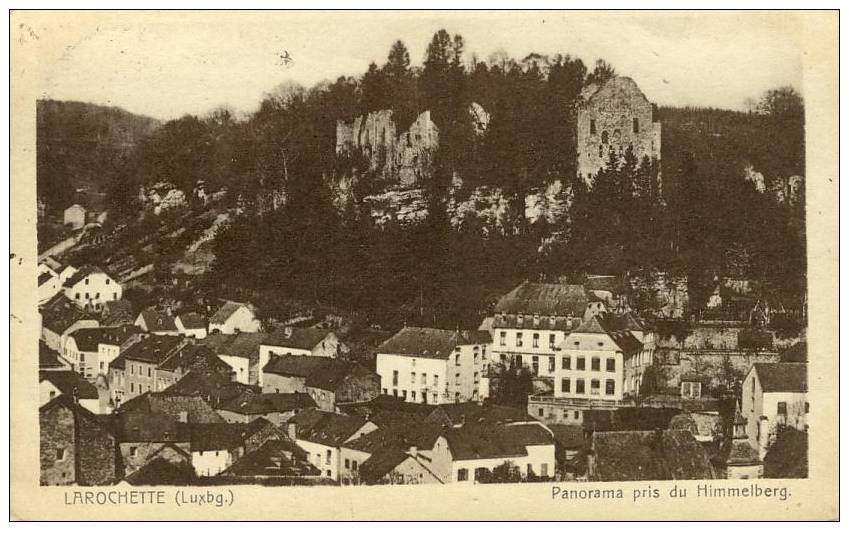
xmin=577 ymin=357 xmax=585 ymax=370
xmin=433 ymin=375 xmax=438 ymax=387
xmin=382 ymin=388 xmax=387 ymax=394
xmin=601 ymin=131 xmax=609 ymax=144
xmin=532 ymin=333 xmax=539 ymax=348
xmin=85 ymin=292 xmax=89 ymax=299
xmin=516 ymin=333 xmax=523 ymax=347
xmin=527 ymin=464 xmax=534 ymax=476
xmin=633 ymin=118 xmax=639 ymax=133
xmin=113 ymin=293 xmax=117 ymax=300
xmin=421 ymin=373 xmax=427 ymax=385
xmin=541 ymin=463 xmax=548 ymax=477
xmin=576 ymin=379 xmax=585 ymax=394
xmin=432 ymin=393 xmax=437 ymax=403
xmin=411 ymin=391 xmax=416 ymax=401
xmin=538 ymin=408 xmax=544 ymax=417
xmin=561 ymin=378 xmax=571 ymax=393
xmin=392 ymin=389 xmax=398 ymax=397
xmin=55 ymin=447 xmax=65 ymax=461
xmin=147 ymin=367 xmax=152 ymax=377
xmin=455 ymin=354 xmax=461 ymax=366
xmin=326 ymin=450 xmax=331 ymax=465
xmin=457 ymin=468 xmax=468 ymax=481
xmin=344 ymin=459 xmax=350 ymax=468
xmin=548 ymin=356 xmax=555 ymax=372
xmin=402 ymin=390 xmax=407 ymax=399
xmin=590 ymin=119 xmax=596 ymax=135
xmin=500 ymin=332 xmax=506 ymax=346
xmin=106 ymin=278 xmax=110 ymax=285
xmin=130 ymin=383 xmax=134 ymax=393
xmin=562 ymin=356 xmax=571 ymax=370
xmin=805 ymin=402 xmax=810 ymax=414
xmin=49 ymin=390 xmax=56 ymax=400
xmin=392 ymin=370 xmax=398 ymax=386
xmin=326 ymin=470 xmax=332 ymax=477
xmin=574 ymin=411 xmax=580 ymax=420
xmin=411 ymin=372 xmax=416 ymax=384
xmin=130 ymin=365 xmax=134 ymax=375
xmin=129 ymin=446 xmax=138 ymax=457
xmin=606 ymin=358 xmax=616 ymax=372
xmin=531 ymin=356 xmax=539 ymax=375
xmin=75 ymin=293 xmax=80 ymax=300
xmin=591 ymin=357 xmax=601 ymax=371
xmin=473 ymin=352 xmax=479 ymax=363
xmin=590 ymin=379 xmax=600 ymax=395
xmin=352 ymin=461 xmax=358 ymax=471
xmin=85 ymin=278 xmax=89 ymax=285
xmin=549 ymin=334 xmax=556 ymax=348
xmin=777 ymin=402 xmax=788 ymax=415
xmin=605 ymin=380 xmax=615 ymax=395
xmin=681 ymin=381 xmax=702 ymax=399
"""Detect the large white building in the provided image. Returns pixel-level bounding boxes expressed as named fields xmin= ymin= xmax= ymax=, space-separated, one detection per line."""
xmin=257 ymin=327 xmax=346 ymax=386
xmin=209 ymin=301 xmax=261 ymax=335
xmin=742 ymin=362 xmax=808 ymax=459
xmin=62 ymin=265 xmax=122 ymax=312
xmin=490 ymin=282 xmax=607 ymax=378
xmin=375 ymin=327 xmax=491 ymax=405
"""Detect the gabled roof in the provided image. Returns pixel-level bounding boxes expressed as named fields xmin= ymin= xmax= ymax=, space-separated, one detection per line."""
xmin=494 ymin=282 xmax=599 ymax=317
xmin=263 ymin=354 xmax=334 ymax=377
xmin=39 ymin=370 xmax=99 ymax=400
xmin=39 ymin=271 xmax=55 ymax=286
xmin=288 ymin=409 xmax=370 ymax=447
xmin=63 ymin=265 xmax=112 ymax=288
xmin=591 ymin=429 xmax=715 ymax=481
xmin=221 ymin=439 xmax=319 ymax=478
xmin=753 ymin=363 xmax=807 ymax=393
xmin=176 ymin=312 xmax=208 ymax=330
xmin=217 ymin=392 xmax=316 ymax=415
xmin=160 ymin=370 xmax=258 ymax=403
xmin=548 ymin=424 xmax=588 ymax=450
xmin=157 ymin=344 xmax=231 ymax=374
xmin=39 ymin=394 xmax=117 ymax=437
xmin=188 ymin=422 xmax=251 ymax=452
xmin=109 ymin=334 xmax=185 ymax=370
xmin=39 ymin=295 xmax=98 ymax=335
xmin=117 ymin=392 xmax=224 ymax=424
xmin=136 ymin=309 xmax=178 ymax=333
xmin=425 ymin=402 xmax=533 ymax=426
xmin=39 ymin=341 xmax=65 ymax=369
xmin=376 ymin=326 xmax=486 ymax=358
xmin=202 ymin=332 xmax=267 ymax=360
xmin=443 ymin=423 xmax=554 ymax=461
xmin=68 ymin=325 xmax=141 ymax=352
xmin=113 ymin=411 xmax=189 ymax=443
xmin=210 ymin=301 xmax=255 ymax=325
xmin=124 ymin=457 xmax=195 ymax=486
xmin=585 ymin=275 xmax=626 ymax=295
xmin=565 ymin=315 xmax=643 ymax=356
xmin=262 ymin=327 xmax=333 ymax=351
xmin=101 ymin=300 xmax=135 ymax=326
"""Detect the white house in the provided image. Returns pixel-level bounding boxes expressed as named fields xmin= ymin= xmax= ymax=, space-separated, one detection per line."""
xmin=257 ymin=327 xmax=346 ymax=386
xmin=175 ymin=312 xmax=208 ymax=339
xmin=375 ymin=327 xmax=491 ymax=405
xmin=39 ymin=370 xmax=102 ymax=413
xmin=62 ymin=265 xmax=122 ymax=312
xmin=39 ymin=295 xmax=99 ymax=353
xmin=38 ymin=265 xmax=61 ymax=305
xmin=209 ymin=301 xmax=261 ymax=335
xmin=201 ymin=332 xmax=266 ymax=385
xmin=742 ymin=362 xmax=808 ymax=459
xmin=134 ymin=309 xmax=179 ymax=336
xmin=286 ymin=410 xmax=378 ymax=482
xmin=63 ymin=204 xmax=86 ymax=230
xmin=490 ymin=282 xmax=606 ymax=377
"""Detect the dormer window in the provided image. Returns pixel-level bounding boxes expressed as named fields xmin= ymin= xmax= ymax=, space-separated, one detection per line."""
xmin=517 ymin=313 xmax=524 ymax=326
xmin=533 ymin=314 xmax=540 ymax=327
xmin=549 ymin=315 xmax=556 ymax=327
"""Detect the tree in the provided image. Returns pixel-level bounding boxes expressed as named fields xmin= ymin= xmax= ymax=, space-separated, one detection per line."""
xmin=586 ymin=59 xmax=616 ymax=86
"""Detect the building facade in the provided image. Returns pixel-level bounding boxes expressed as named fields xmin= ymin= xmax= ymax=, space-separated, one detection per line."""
xmin=742 ymin=362 xmax=808 ymax=459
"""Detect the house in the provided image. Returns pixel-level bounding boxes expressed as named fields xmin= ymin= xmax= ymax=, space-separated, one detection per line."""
xmin=585 ymin=274 xmax=629 ymax=312
xmin=742 ymin=362 xmax=808 ymax=459
xmin=188 ymin=423 xmax=249 ymax=477
xmin=216 ymin=392 xmax=317 ymax=425
xmin=158 ymin=370 xmax=259 ymax=409
xmin=375 ymin=326 xmax=491 ymax=405
xmin=175 ymin=312 xmax=208 ymax=339
xmin=529 ymin=314 xmax=653 ymax=425
xmin=39 ymin=370 xmax=102 ymax=414
xmin=63 ymin=203 xmax=86 ymax=230
xmin=154 ymin=344 xmax=234 ymax=391
xmin=39 ymin=394 xmax=119 ymax=486
xmin=201 ymin=332 xmax=267 ymax=384
xmin=209 ymin=301 xmax=261 ymax=335
xmin=117 ymin=392 xmax=225 ymax=425
xmin=64 ymin=325 xmax=141 ymax=380
xmin=340 ymin=426 xmax=444 ymax=485
xmin=221 ymin=438 xmax=321 ymax=481
xmin=588 ymin=429 xmax=716 ymax=481
xmin=548 ymin=424 xmax=589 ymax=479
xmin=262 ymin=354 xmax=380 ymax=411
xmin=134 ymin=309 xmax=179 ymax=336
xmin=101 ymin=299 xmax=135 ymax=326
xmin=123 ymin=455 xmax=195 ymax=486
xmin=38 ymin=268 xmax=61 ymax=305
xmin=285 ymin=409 xmax=379 ymax=481
xmin=62 ymin=265 xmax=122 ymax=312
xmin=40 ymin=340 xmax=70 ymax=371
xmin=490 ymin=282 xmax=606 ymax=375
xmin=39 ymin=294 xmax=99 ymax=353
xmin=113 ymin=411 xmax=191 ymax=476
xmin=257 ymin=327 xmax=347 ymax=384
xmin=108 ymin=335 xmax=187 ymax=405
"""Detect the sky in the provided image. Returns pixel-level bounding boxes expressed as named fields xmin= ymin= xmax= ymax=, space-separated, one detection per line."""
xmin=26 ymin=11 xmax=805 ymax=121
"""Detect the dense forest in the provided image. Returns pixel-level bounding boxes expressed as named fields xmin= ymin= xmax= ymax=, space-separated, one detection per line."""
xmin=60 ymin=30 xmax=805 ymax=329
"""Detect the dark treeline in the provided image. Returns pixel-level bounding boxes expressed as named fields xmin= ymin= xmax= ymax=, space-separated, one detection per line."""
xmin=102 ymin=30 xmax=805 ymax=328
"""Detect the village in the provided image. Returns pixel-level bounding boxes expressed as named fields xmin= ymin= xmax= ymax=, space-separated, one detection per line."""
xmin=37 ymin=74 xmax=808 ymax=488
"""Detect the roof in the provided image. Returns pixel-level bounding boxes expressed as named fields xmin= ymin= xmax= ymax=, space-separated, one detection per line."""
xmin=202 ymin=332 xmax=267 ymax=360
xmin=39 ymin=341 xmax=65 ymax=369
xmin=338 ymin=395 xmax=436 ymax=428
xmin=210 ymin=301 xmax=255 ymax=325
xmin=288 ymin=409 xmax=370 ymax=447
xmin=157 ymin=344 xmax=232 ymax=374
xmin=124 ymin=457 xmax=195 ymax=486
xmin=221 ymin=439 xmax=319 ymax=478
xmin=425 ymin=402 xmax=533 ymax=426
xmin=548 ymin=424 xmax=588 ymax=450
xmin=39 ymin=370 xmax=99 ymax=400
xmin=262 ymin=354 xmax=374 ymax=392
xmin=109 ymin=334 xmax=185 ymax=370
xmin=68 ymin=325 xmax=141 ymax=352
xmin=39 ymin=394 xmax=116 ymax=437
xmin=263 ymin=354 xmax=333 ymax=377
xmin=376 ymin=326 xmax=488 ymax=358
xmin=113 ymin=411 xmax=189 ymax=443
xmin=357 ymin=448 xmax=414 ymax=483
xmin=585 ymin=275 xmax=626 ymax=295
xmin=262 ymin=326 xmax=333 ymax=351
xmin=583 ymin=407 xmax=682 ymax=432
xmin=591 ymin=430 xmax=715 ymax=481
xmin=443 ymin=423 xmax=554 ymax=461
xmin=137 ymin=309 xmax=178 ymax=333
xmin=781 ymin=342 xmax=807 ymax=363
xmin=39 ymin=271 xmax=54 ymax=286
xmin=117 ymin=392 xmax=225 ymax=424
xmin=189 ymin=422 xmax=251 ymax=452
xmin=580 ymin=76 xmax=651 ymax=106
xmin=39 ymin=295 xmax=97 ymax=335
xmin=217 ymin=392 xmax=316 ymax=415
xmin=160 ymin=370 xmax=258 ymax=403
xmin=63 ymin=265 xmax=111 ymax=288
xmin=565 ymin=316 xmax=644 ymax=356
xmin=754 ymin=363 xmax=807 ymax=393
xmin=177 ymin=312 xmax=208 ymax=330
xmin=494 ymin=282 xmax=599 ymax=317
xmin=101 ymin=300 xmax=135 ymax=326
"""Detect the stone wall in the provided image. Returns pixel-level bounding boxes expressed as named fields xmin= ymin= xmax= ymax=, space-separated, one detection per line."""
xmin=653 ymin=348 xmax=780 ymax=393
xmin=77 ymin=411 xmax=119 ymax=485
xmin=40 ymin=404 xmax=76 ymax=485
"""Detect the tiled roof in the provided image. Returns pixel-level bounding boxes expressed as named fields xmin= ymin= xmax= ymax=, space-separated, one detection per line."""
xmin=357 ymin=447 xmax=411 ymax=483
xmin=39 ymin=370 xmax=99 ymax=399
xmin=288 ymin=409 xmax=370 ymax=447
xmin=202 ymin=332 xmax=267 ymax=360
xmin=221 ymin=439 xmax=319 ymax=478
xmin=39 ymin=271 xmax=54 ymax=286
xmin=754 ymin=363 xmax=807 ymax=393
xmin=124 ymin=457 xmax=195 ymax=486
xmin=217 ymin=392 xmax=316 ymax=415
xmin=63 ymin=265 xmax=110 ymax=288
xmin=69 ymin=325 xmax=140 ymax=352
xmin=157 ymin=344 xmax=231 ymax=374
xmin=117 ymin=392 xmax=224 ymax=424
xmin=113 ymin=411 xmax=189 ymax=443
xmin=176 ymin=312 xmax=208 ymax=330
xmin=376 ymin=326 xmax=487 ymax=358
xmin=39 ymin=341 xmax=65 ymax=369
xmin=590 ymin=429 xmax=716 ymax=481
xmin=262 ymin=327 xmax=332 ymax=351
xmin=338 ymin=395 xmax=436 ymax=428
xmin=109 ymin=335 xmax=185 ymax=370
xmin=494 ymin=282 xmax=599 ymax=317
xmin=210 ymin=301 xmax=254 ymax=325
xmin=263 ymin=354 xmax=333 ymax=377
xmin=443 ymin=423 xmax=554 ymax=461
xmin=160 ymin=371 xmax=258 ymax=403
xmin=137 ymin=309 xmax=178 ymax=333
xmin=188 ymin=422 xmax=250 ymax=452
xmin=39 ymin=295 xmax=98 ymax=335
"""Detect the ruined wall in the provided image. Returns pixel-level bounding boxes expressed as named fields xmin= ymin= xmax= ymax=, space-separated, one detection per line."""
xmin=40 ymin=404 xmax=75 ymax=485
xmin=77 ymin=412 xmax=119 ymax=485
xmin=576 ymin=77 xmax=661 ymax=182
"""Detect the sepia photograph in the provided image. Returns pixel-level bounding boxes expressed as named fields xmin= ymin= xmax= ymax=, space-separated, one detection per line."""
xmin=8 ymin=9 xmax=839 ymax=521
